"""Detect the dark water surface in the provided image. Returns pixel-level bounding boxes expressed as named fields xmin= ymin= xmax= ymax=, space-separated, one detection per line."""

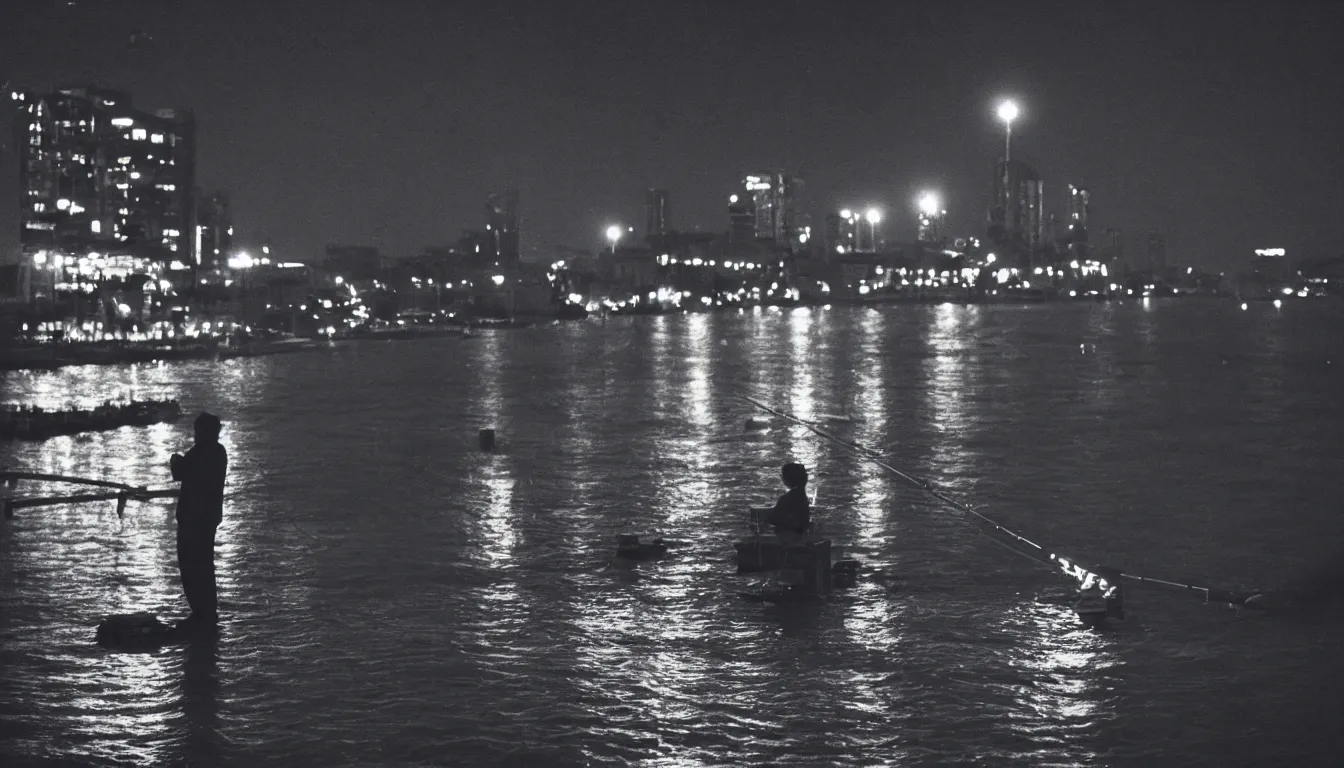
xmin=2 ymin=300 xmax=1342 ymax=767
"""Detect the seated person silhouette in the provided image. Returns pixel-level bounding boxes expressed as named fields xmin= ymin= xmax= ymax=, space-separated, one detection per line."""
xmin=750 ymin=463 xmax=811 ymax=543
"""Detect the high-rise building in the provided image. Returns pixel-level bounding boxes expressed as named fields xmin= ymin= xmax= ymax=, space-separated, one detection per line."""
xmin=1101 ymin=228 xmax=1123 ymax=264
xmin=13 ymin=85 xmax=196 ymax=265
xmin=645 ymin=188 xmax=670 ymax=236
xmin=738 ymin=171 xmax=801 ymax=245
xmin=194 ymin=190 xmax=232 ymax=270
xmin=918 ymin=205 xmax=947 ymax=244
xmin=1068 ymin=185 xmax=1090 ymax=240
xmin=485 ymin=189 xmax=520 ymax=264
xmin=1145 ymin=232 xmax=1166 ymax=271
xmin=824 ymin=211 xmax=859 ymax=254
xmin=990 ymin=160 xmax=1043 ymax=253
xmin=727 ymin=193 xmax=755 ymax=243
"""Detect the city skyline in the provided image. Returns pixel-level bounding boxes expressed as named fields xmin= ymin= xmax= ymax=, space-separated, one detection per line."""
xmin=3 ymin=1 xmax=1342 ymax=269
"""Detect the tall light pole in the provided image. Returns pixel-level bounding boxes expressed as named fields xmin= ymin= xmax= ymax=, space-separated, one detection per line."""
xmin=917 ymin=192 xmax=943 ymax=243
xmin=996 ymin=99 xmax=1021 ymax=254
xmin=997 ymin=100 xmax=1019 ymax=163
xmin=605 ymin=224 xmax=622 ymax=256
xmin=865 ymin=207 xmax=882 ymax=253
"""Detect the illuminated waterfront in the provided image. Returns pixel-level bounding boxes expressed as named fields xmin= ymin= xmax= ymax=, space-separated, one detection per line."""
xmin=2 ymin=300 xmax=1342 ymax=766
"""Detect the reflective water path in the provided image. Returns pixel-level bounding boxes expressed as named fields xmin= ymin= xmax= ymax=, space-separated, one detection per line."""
xmin=3 ymin=300 xmax=1342 ymax=766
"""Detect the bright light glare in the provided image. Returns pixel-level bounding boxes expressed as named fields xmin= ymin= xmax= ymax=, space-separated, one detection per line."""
xmin=492 ymin=274 xmax=506 ymax=286
xmin=918 ymin=192 xmax=940 ymax=216
xmin=865 ymin=208 xmax=882 ymax=225
xmin=997 ymin=100 xmax=1019 ymax=124
xmin=605 ymin=225 xmax=623 ymax=242
xmin=839 ymin=208 xmax=852 ymax=220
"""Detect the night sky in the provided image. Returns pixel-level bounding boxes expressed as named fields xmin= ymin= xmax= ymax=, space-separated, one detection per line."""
xmin=4 ymin=0 xmax=1342 ymax=269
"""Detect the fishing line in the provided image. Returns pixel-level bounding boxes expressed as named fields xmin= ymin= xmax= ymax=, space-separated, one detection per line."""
xmin=736 ymin=390 xmax=1254 ymax=606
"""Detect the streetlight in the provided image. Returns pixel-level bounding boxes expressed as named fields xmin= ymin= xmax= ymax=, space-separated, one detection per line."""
xmin=997 ymin=99 xmax=1019 ymax=162
xmin=865 ymin=207 xmax=881 ymax=253
xmin=917 ymin=192 xmax=941 ymax=217
xmin=917 ymin=192 xmax=944 ymax=243
xmin=605 ymin=224 xmax=623 ymax=254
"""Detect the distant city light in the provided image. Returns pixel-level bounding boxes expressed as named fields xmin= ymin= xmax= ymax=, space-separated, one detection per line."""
xmin=729 ymin=194 xmax=738 ymax=204
xmin=605 ymin=225 xmax=622 ymax=244
xmin=492 ymin=274 xmax=505 ymax=286
xmin=1254 ymin=248 xmax=1286 ymax=257
xmin=865 ymin=207 xmax=882 ymax=225
xmin=997 ymin=100 xmax=1019 ymax=124
xmin=917 ymin=192 xmax=940 ymax=216
xmin=839 ymin=208 xmax=852 ymax=220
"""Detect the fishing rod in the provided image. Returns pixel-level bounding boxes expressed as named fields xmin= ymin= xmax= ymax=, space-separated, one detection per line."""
xmin=737 ymin=392 xmax=1256 ymax=607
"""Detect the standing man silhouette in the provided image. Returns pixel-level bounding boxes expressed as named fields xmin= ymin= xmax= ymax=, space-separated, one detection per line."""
xmin=171 ymin=412 xmax=228 ymax=627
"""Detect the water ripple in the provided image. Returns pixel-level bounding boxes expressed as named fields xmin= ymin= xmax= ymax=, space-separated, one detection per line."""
xmin=2 ymin=302 xmax=1343 ymax=766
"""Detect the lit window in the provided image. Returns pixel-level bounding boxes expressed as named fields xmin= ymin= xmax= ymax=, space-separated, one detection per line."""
xmin=151 ymin=133 xmax=164 ymax=144
xmin=132 ymin=128 xmax=147 ymax=140
xmin=118 ymin=156 xmax=132 ymax=164
xmin=129 ymin=172 xmax=140 ymax=179
xmin=56 ymin=198 xmax=70 ymax=210
xmin=91 ymin=220 xmax=101 ymax=234
xmin=111 ymin=117 xmax=134 ymax=127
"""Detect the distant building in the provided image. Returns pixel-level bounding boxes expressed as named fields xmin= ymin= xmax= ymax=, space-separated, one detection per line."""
xmin=324 ymin=244 xmax=382 ymax=281
xmin=990 ymin=160 xmax=1043 ymax=256
xmin=1101 ymin=228 xmax=1123 ymax=264
xmin=13 ymin=84 xmax=197 ymax=264
xmin=824 ymin=210 xmax=872 ymax=255
xmin=645 ymin=188 xmax=670 ymax=237
xmin=736 ymin=171 xmax=802 ymax=246
xmin=918 ymin=206 xmax=947 ymax=244
xmin=194 ymin=190 xmax=232 ymax=270
xmin=727 ymin=193 xmax=755 ymax=243
xmin=1068 ymin=185 xmax=1090 ymax=240
xmin=485 ymin=189 xmax=520 ymax=264
xmin=1145 ymin=232 xmax=1166 ymax=271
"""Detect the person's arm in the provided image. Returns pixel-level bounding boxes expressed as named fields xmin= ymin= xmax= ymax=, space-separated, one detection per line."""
xmin=749 ymin=496 xmax=784 ymax=527
xmin=170 ymin=447 xmax=196 ymax=481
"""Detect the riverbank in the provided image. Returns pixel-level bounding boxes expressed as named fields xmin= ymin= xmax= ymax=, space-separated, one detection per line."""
xmin=0 ymin=316 xmax=543 ymax=372
xmin=0 ymin=337 xmax=328 ymax=373
xmin=4 ymin=291 xmax=1330 ymax=372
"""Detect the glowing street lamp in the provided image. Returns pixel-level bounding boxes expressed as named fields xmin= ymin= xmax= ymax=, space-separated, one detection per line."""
xmin=917 ymin=192 xmax=945 ymax=243
xmin=864 ymin=207 xmax=882 ymax=253
xmin=605 ymin=224 xmax=623 ymax=254
xmin=997 ymin=99 xmax=1019 ymax=162
xmin=917 ymin=192 xmax=941 ymax=216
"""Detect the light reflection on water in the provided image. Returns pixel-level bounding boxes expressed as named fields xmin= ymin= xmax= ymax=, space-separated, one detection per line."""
xmin=3 ymin=301 xmax=1343 ymax=766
